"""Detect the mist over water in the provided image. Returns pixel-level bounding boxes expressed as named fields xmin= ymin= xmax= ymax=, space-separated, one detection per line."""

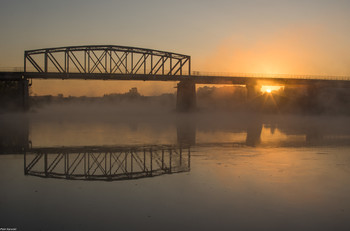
xmin=2 ymin=0 xmax=350 ymax=229
xmin=1 ymin=99 xmax=350 ymax=231
xmin=21 ymin=97 xmax=350 ymax=147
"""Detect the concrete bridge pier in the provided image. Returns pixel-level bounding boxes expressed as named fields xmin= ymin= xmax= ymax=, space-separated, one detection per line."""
xmin=306 ymin=84 xmax=321 ymax=113
xmin=19 ymin=78 xmax=29 ymax=111
xmin=176 ymin=81 xmax=196 ymax=112
xmin=246 ymin=83 xmax=262 ymax=100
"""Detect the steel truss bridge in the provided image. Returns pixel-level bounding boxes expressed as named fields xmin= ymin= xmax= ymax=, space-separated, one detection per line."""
xmin=24 ymin=145 xmax=190 ymax=181
xmin=0 ymin=44 xmax=347 ymax=85
xmin=23 ymin=45 xmax=191 ymax=80
xmin=1 ymin=44 xmax=350 ymax=111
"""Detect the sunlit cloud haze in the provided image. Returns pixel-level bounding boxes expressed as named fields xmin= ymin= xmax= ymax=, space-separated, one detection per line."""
xmin=197 ymin=26 xmax=350 ymax=75
xmin=1 ymin=0 xmax=350 ymax=96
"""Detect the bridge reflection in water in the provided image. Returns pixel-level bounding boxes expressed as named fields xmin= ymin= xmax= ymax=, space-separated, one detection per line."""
xmin=24 ymin=145 xmax=190 ymax=181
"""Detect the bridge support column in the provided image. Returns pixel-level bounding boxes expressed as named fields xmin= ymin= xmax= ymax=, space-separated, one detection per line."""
xmin=246 ymin=83 xmax=261 ymax=100
xmin=19 ymin=78 xmax=29 ymax=111
xmin=176 ymin=81 xmax=196 ymax=112
xmin=306 ymin=84 xmax=321 ymax=113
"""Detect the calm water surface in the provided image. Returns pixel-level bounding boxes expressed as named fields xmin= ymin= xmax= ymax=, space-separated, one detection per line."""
xmin=1 ymin=105 xmax=350 ymax=230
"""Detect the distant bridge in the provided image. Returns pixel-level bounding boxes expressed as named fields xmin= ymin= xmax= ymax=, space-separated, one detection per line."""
xmin=1 ymin=45 xmax=350 ymax=111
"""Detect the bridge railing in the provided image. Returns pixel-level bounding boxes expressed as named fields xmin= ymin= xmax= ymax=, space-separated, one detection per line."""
xmin=190 ymin=71 xmax=350 ymax=81
xmin=3 ymin=65 xmax=350 ymax=82
xmin=24 ymin=45 xmax=191 ymax=77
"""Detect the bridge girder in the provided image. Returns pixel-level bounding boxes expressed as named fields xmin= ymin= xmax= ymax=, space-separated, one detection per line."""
xmin=24 ymin=45 xmax=191 ymax=76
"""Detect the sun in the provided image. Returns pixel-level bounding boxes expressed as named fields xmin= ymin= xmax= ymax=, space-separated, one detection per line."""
xmin=261 ymin=85 xmax=284 ymax=93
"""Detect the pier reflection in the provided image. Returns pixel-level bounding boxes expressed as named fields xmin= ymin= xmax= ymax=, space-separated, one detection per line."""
xmin=24 ymin=145 xmax=191 ymax=181
xmin=0 ymin=115 xmax=29 ymax=154
xmin=2 ymin=114 xmax=350 ymax=157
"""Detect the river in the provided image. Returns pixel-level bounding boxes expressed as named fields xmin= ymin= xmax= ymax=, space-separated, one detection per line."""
xmin=1 ymin=104 xmax=350 ymax=230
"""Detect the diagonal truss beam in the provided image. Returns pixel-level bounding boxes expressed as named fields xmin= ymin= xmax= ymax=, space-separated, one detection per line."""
xmin=26 ymin=55 xmax=44 ymax=72
xmin=89 ymin=50 xmax=107 ymax=73
xmin=111 ymin=51 xmax=128 ymax=74
xmin=24 ymin=45 xmax=191 ymax=77
xmin=47 ymin=53 xmax=65 ymax=73
xmin=68 ymin=51 xmax=85 ymax=73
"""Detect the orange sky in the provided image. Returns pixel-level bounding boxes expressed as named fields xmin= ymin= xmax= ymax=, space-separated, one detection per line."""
xmin=32 ymin=25 xmax=350 ymax=97
xmin=196 ymin=26 xmax=350 ymax=76
xmin=2 ymin=1 xmax=350 ymax=96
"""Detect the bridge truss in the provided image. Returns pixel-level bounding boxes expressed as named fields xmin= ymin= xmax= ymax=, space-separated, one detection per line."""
xmin=24 ymin=145 xmax=191 ymax=181
xmin=24 ymin=45 xmax=191 ymax=76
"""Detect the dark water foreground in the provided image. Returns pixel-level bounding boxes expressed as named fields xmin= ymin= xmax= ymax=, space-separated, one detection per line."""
xmin=1 ymin=105 xmax=350 ymax=231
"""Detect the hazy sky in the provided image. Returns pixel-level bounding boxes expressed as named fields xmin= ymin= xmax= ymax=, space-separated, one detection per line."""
xmin=1 ymin=0 xmax=350 ymax=96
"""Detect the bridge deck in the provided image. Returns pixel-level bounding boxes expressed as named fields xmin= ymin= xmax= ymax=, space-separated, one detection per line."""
xmin=2 ymin=71 xmax=350 ymax=87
